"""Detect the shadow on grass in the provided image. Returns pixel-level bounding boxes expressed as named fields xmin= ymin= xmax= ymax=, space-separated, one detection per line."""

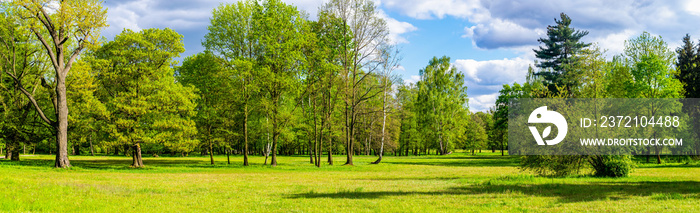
xmin=384 ymin=158 xmax=519 ymax=167
xmin=0 ymin=157 xmax=248 ymax=170
xmin=289 ymin=181 xmax=700 ymax=203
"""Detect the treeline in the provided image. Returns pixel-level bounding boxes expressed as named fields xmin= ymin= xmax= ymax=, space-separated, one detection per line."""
xmin=491 ymin=13 xmax=700 ymax=177
xmin=0 ymin=0 xmax=488 ymax=168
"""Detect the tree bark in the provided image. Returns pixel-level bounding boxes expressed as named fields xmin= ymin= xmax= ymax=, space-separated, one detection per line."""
xmin=89 ymin=134 xmax=95 ymax=156
xmin=131 ymin=143 xmax=144 ymax=167
xmin=208 ymin=139 xmax=214 ymax=165
xmin=243 ymin=94 xmax=249 ymax=166
xmin=54 ymin=74 xmax=71 ymax=168
xmin=226 ymin=148 xmax=231 ymax=164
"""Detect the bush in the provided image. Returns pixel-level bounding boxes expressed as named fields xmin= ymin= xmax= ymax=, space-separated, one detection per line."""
xmin=521 ymin=155 xmax=633 ymax=177
xmin=590 ymin=155 xmax=633 ymax=177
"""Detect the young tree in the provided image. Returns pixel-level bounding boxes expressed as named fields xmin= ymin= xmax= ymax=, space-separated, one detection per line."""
xmin=90 ymin=28 xmax=198 ymax=167
xmin=372 ymin=44 xmax=401 ymax=164
xmin=11 ymin=0 xmax=108 ymax=168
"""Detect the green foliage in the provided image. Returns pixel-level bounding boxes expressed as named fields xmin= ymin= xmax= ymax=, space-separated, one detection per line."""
xmin=89 ymin=28 xmax=198 ymax=160
xmin=416 ymin=56 xmax=469 ymax=155
xmin=533 ymin=13 xmax=591 ymax=95
xmin=591 ymin=155 xmax=633 ymax=177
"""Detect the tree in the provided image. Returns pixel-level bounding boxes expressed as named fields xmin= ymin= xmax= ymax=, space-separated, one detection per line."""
xmin=416 ymin=56 xmax=469 ymax=155
xmin=461 ymin=113 xmax=488 ymax=154
xmin=11 ymin=0 xmax=108 ymax=168
xmin=321 ymin=0 xmax=389 ymax=165
xmin=0 ymin=5 xmax=48 ymax=161
xmin=676 ymin=34 xmax=700 ymax=156
xmin=203 ymin=0 xmax=260 ymax=166
xmin=372 ymin=44 xmax=401 ymax=164
xmin=622 ymin=32 xmax=682 ymax=164
xmin=178 ymin=52 xmax=235 ymax=165
xmin=90 ymin=28 xmax=198 ymax=167
xmin=533 ymin=13 xmax=590 ymax=95
xmin=254 ymin=0 xmax=307 ymax=166
xmin=66 ymin=60 xmax=108 ymax=157
xmin=493 ymin=83 xmax=521 ymax=156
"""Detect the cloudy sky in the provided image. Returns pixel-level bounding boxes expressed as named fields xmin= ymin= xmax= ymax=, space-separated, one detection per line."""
xmin=102 ymin=0 xmax=700 ymax=111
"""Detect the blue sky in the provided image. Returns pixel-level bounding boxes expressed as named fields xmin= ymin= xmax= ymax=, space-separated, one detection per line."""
xmin=102 ymin=0 xmax=700 ymax=111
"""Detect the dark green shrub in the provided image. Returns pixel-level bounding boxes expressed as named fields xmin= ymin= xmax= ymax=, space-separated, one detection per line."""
xmin=591 ymin=155 xmax=633 ymax=177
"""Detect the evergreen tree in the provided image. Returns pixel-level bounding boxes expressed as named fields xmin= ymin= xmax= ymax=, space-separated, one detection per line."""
xmin=533 ymin=13 xmax=590 ymax=95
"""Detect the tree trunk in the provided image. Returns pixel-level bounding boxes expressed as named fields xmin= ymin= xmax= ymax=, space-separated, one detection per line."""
xmin=327 ymin=133 xmax=333 ymax=165
xmin=55 ymin=74 xmax=71 ymax=168
xmin=89 ymin=135 xmax=95 ymax=156
xmin=655 ymin=146 xmax=662 ymax=164
xmin=131 ymin=143 xmax=144 ymax=168
xmin=271 ymin=115 xmax=279 ymax=166
xmin=208 ymin=139 xmax=214 ymax=165
xmin=226 ymin=148 xmax=231 ymax=164
xmin=243 ymin=103 xmax=249 ymax=166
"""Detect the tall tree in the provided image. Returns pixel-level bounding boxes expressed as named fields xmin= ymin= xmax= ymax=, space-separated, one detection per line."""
xmin=416 ymin=56 xmax=469 ymax=155
xmin=321 ymin=0 xmax=389 ymax=165
xmin=203 ymin=0 xmax=260 ymax=166
xmin=90 ymin=28 xmax=198 ymax=167
xmin=372 ymin=44 xmax=400 ymax=164
xmin=676 ymin=34 xmax=700 ymax=156
xmin=254 ymin=0 xmax=307 ymax=166
xmin=533 ymin=13 xmax=590 ymax=95
xmin=8 ymin=0 xmax=107 ymax=168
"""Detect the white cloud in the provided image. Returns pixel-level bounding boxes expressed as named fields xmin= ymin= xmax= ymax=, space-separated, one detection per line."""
xmin=685 ymin=0 xmax=700 ymax=16
xmin=453 ymin=57 xmax=531 ymax=84
xmin=469 ymin=93 xmax=498 ymax=112
xmin=590 ymin=29 xmax=636 ymax=57
xmin=382 ymin=0 xmax=488 ymax=20
xmin=404 ymin=75 xmax=421 ymax=85
xmin=376 ymin=10 xmax=418 ymax=44
xmin=463 ymin=18 xmax=545 ymax=49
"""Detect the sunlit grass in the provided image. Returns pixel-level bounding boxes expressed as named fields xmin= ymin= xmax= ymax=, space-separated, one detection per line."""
xmin=0 ymin=152 xmax=699 ymax=212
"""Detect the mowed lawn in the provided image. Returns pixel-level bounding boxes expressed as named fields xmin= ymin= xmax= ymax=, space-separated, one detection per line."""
xmin=1 ymin=152 xmax=699 ymax=212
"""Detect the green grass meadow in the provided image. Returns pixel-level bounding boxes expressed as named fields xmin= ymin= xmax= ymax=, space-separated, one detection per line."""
xmin=1 ymin=152 xmax=699 ymax=212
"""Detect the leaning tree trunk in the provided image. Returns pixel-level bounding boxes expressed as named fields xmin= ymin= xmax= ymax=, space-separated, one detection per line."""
xmin=132 ymin=143 xmax=144 ymax=168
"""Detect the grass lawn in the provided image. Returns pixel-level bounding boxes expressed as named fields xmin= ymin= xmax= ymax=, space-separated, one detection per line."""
xmin=0 ymin=152 xmax=699 ymax=212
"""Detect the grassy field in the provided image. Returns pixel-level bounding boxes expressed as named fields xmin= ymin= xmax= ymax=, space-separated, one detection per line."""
xmin=1 ymin=152 xmax=699 ymax=212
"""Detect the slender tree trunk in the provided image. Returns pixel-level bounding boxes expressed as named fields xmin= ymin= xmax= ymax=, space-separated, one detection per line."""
xmin=89 ymin=134 xmax=95 ymax=156
xmin=226 ymin=148 xmax=231 ymax=164
xmin=327 ymin=131 xmax=333 ymax=165
xmin=132 ymin=143 xmax=144 ymax=168
xmin=208 ymin=139 xmax=214 ymax=165
xmin=243 ymin=97 xmax=249 ymax=166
